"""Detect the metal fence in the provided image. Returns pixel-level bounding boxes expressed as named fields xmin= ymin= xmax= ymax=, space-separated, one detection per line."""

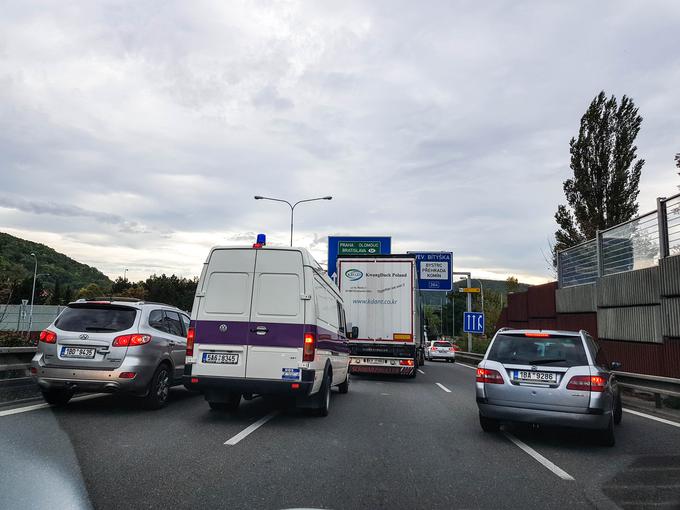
xmin=558 ymin=192 xmax=680 ymax=288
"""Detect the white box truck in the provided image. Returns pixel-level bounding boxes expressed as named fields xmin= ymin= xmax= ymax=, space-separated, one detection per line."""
xmin=337 ymin=255 xmax=424 ymax=378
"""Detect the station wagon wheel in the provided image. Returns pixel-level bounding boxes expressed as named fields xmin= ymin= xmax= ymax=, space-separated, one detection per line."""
xmin=598 ymin=417 xmax=616 ymax=447
xmin=143 ymin=364 xmax=171 ymax=410
xmin=613 ymin=394 xmax=622 ymax=425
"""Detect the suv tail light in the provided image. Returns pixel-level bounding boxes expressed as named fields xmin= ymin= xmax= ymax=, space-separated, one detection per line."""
xmin=303 ymin=332 xmax=315 ymax=361
xmin=112 ymin=334 xmax=151 ymax=347
xmin=476 ymin=368 xmax=504 ymax=384
xmin=566 ymin=375 xmax=607 ymax=392
xmin=186 ymin=327 xmax=195 ymax=357
xmin=39 ymin=330 xmax=57 ymax=344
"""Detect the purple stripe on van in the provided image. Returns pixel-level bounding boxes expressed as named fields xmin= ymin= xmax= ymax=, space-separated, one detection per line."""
xmin=192 ymin=320 xmax=349 ymax=353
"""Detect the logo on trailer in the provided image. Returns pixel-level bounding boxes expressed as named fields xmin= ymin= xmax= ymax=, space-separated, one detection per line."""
xmin=345 ymin=269 xmax=364 ymax=281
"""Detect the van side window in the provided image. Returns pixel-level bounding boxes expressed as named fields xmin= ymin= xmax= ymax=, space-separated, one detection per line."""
xmin=336 ymin=302 xmax=345 ymax=333
xmin=314 ymin=278 xmax=338 ymax=330
xmin=164 ymin=311 xmax=184 ymax=337
xmin=149 ymin=310 xmax=167 ymax=333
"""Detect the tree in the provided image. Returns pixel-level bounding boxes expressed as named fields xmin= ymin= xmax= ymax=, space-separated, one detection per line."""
xmin=554 ymin=91 xmax=645 ymax=254
xmin=505 ymin=276 xmax=520 ymax=294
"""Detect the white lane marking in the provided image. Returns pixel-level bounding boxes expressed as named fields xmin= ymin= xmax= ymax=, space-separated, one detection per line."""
xmin=624 ymin=408 xmax=680 ymax=429
xmin=455 ymin=362 xmax=477 ymax=370
xmin=436 ymin=383 xmax=452 ymax=393
xmin=417 ymin=369 xmax=425 ymax=375
xmin=0 ymin=393 xmax=107 ymax=417
xmin=224 ymin=411 xmax=279 ymax=446
xmin=504 ymin=432 xmax=575 ymax=481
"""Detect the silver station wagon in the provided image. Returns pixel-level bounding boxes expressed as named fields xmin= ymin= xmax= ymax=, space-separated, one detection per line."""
xmin=31 ymin=298 xmax=190 ymax=409
xmin=476 ymin=329 xmax=622 ymax=446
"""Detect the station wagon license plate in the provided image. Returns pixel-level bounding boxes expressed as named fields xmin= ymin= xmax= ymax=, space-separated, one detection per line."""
xmin=203 ymin=353 xmax=238 ymax=364
xmin=512 ymin=370 xmax=558 ymax=384
xmin=61 ymin=347 xmax=96 ymax=359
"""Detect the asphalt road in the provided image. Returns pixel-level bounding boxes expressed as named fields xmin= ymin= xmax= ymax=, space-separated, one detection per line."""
xmin=1 ymin=361 xmax=679 ymax=510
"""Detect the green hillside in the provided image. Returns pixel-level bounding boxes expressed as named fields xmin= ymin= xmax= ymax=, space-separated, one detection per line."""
xmin=0 ymin=232 xmax=112 ymax=303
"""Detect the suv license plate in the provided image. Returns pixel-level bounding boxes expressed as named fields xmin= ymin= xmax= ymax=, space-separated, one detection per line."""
xmin=203 ymin=353 xmax=239 ymax=364
xmin=61 ymin=347 xmax=96 ymax=359
xmin=513 ymin=370 xmax=558 ymax=384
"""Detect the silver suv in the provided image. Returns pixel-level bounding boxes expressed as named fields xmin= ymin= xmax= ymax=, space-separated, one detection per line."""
xmin=476 ymin=329 xmax=622 ymax=446
xmin=31 ymin=298 xmax=190 ymax=409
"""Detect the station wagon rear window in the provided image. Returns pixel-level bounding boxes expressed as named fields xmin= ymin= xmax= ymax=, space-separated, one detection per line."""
xmin=487 ymin=334 xmax=588 ymax=367
xmin=55 ymin=305 xmax=137 ymax=333
xmin=434 ymin=341 xmax=452 ymax=347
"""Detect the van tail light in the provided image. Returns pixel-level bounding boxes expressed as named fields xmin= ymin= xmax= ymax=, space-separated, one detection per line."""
xmin=39 ymin=330 xmax=57 ymax=344
xmin=476 ymin=368 xmax=504 ymax=384
xmin=112 ymin=334 xmax=151 ymax=347
xmin=186 ymin=326 xmax=195 ymax=357
xmin=567 ymin=375 xmax=607 ymax=392
xmin=303 ymin=332 xmax=316 ymax=361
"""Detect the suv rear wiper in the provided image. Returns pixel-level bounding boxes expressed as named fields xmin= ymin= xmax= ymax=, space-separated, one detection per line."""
xmin=528 ymin=358 xmax=567 ymax=365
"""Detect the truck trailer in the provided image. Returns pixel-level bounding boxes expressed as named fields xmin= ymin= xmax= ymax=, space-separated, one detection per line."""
xmin=337 ymin=255 xmax=424 ymax=378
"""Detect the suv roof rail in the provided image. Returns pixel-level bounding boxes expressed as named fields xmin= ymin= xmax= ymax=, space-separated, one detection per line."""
xmin=497 ymin=327 xmax=512 ymax=332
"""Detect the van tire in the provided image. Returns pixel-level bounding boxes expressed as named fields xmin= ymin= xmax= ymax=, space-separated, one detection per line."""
xmin=209 ymin=394 xmax=240 ymax=412
xmin=42 ymin=388 xmax=74 ymax=407
xmin=338 ymin=373 xmax=350 ymax=394
xmin=479 ymin=413 xmax=501 ymax=433
xmin=143 ymin=364 xmax=171 ymax=410
xmin=315 ymin=373 xmax=332 ymax=417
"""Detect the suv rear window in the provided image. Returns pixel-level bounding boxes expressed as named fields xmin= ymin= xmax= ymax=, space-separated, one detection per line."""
xmin=55 ymin=305 xmax=137 ymax=333
xmin=487 ymin=334 xmax=588 ymax=367
xmin=434 ymin=342 xmax=452 ymax=347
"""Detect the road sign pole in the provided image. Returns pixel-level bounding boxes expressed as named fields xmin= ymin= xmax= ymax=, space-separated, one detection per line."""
xmin=467 ymin=275 xmax=471 ymax=352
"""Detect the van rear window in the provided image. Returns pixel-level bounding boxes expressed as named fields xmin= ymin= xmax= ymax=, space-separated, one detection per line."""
xmin=55 ymin=305 xmax=137 ymax=333
xmin=487 ymin=334 xmax=588 ymax=367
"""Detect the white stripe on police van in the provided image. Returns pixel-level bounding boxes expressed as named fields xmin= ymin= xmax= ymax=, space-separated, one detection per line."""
xmin=224 ymin=411 xmax=279 ymax=446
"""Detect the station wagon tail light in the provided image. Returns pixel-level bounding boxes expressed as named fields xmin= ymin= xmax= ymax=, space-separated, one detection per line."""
xmin=525 ymin=332 xmax=550 ymax=338
xmin=303 ymin=332 xmax=315 ymax=361
xmin=112 ymin=334 xmax=151 ymax=347
xmin=39 ymin=329 xmax=57 ymax=344
xmin=430 ymin=346 xmax=437 ymax=351
xmin=476 ymin=368 xmax=504 ymax=384
xmin=186 ymin=327 xmax=195 ymax=357
xmin=566 ymin=375 xmax=607 ymax=392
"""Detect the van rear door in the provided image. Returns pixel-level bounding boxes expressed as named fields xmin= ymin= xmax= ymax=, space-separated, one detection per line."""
xmin=245 ymin=249 xmax=305 ymax=381
xmin=193 ymin=248 xmax=256 ymax=379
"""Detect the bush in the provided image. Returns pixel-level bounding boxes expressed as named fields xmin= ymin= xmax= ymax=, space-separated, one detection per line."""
xmin=0 ymin=331 xmax=35 ymax=347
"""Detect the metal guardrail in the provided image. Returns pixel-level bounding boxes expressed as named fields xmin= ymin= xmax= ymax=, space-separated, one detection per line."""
xmin=0 ymin=347 xmax=36 ymax=388
xmin=558 ymin=191 xmax=680 ymax=288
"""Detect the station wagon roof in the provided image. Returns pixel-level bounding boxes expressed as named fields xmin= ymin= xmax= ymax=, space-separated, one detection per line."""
xmin=497 ymin=329 xmax=583 ymax=337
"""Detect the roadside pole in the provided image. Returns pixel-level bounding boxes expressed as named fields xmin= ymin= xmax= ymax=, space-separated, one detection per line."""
xmin=466 ymin=274 xmax=471 ymax=351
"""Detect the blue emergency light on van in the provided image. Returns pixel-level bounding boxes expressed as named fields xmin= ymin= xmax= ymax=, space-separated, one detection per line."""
xmin=257 ymin=233 xmax=266 ymax=245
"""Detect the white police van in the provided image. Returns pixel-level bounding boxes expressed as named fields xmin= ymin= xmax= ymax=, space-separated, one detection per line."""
xmin=184 ymin=235 xmax=350 ymax=416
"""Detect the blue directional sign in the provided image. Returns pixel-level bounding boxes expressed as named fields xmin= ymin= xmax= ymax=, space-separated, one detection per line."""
xmin=328 ymin=236 xmax=391 ymax=278
xmin=463 ymin=312 xmax=485 ymax=334
xmin=409 ymin=252 xmax=453 ymax=291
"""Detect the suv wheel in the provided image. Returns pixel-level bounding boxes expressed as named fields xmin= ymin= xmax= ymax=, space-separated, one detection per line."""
xmin=479 ymin=413 xmax=501 ymax=433
xmin=143 ymin=364 xmax=171 ymax=410
xmin=338 ymin=372 xmax=350 ymax=394
xmin=42 ymin=388 xmax=74 ymax=407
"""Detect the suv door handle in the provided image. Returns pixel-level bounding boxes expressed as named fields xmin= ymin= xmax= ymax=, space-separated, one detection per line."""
xmin=250 ymin=326 xmax=268 ymax=335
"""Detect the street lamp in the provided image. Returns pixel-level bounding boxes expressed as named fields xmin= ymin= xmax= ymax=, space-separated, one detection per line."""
xmin=28 ymin=253 xmax=37 ymax=336
xmin=124 ymin=268 xmax=128 ymax=281
xmin=254 ymin=195 xmax=333 ymax=246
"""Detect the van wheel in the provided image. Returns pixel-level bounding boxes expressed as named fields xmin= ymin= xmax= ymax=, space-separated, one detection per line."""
xmin=338 ymin=373 xmax=350 ymax=394
xmin=42 ymin=388 xmax=74 ymax=407
xmin=598 ymin=417 xmax=616 ymax=447
xmin=613 ymin=394 xmax=622 ymax=425
xmin=315 ymin=373 xmax=331 ymax=417
xmin=143 ymin=364 xmax=171 ymax=410
xmin=479 ymin=413 xmax=501 ymax=433
xmin=209 ymin=393 xmax=241 ymax=412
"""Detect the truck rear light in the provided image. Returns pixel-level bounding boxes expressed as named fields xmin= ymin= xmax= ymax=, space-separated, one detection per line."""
xmin=112 ymin=334 xmax=151 ymax=347
xmin=476 ymin=368 xmax=504 ymax=384
xmin=119 ymin=372 xmax=136 ymax=379
xmin=399 ymin=359 xmax=414 ymax=366
xmin=186 ymin=327 xmax=195 ymax=357
xmin=303 ymin=333 xmax=315 ymax=361
xmin=39 ymin=330 xmax=57 ymax=344
xmin=567 ymin=375 xmax=607 ymax=392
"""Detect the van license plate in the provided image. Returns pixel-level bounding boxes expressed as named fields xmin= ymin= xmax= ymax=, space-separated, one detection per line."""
xmin=513 ymin=370 xmax=557 ymax=383
xmin=203 ymin=353 xmax=239 ymax=364
xmin=61 ymin=347 xmax=96 ymax=359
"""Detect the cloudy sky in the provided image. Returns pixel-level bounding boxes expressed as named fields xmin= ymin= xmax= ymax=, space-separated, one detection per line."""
xmin=1 ymin=1 xmax=678 ymax=284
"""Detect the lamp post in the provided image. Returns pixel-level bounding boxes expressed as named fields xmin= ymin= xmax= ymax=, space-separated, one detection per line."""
xmin=124 ymin=268 xmax=128 ymax=281
xmin=28 ymin=253 xmax=37 ymax=336
xmin=254 ymin=195 xmax=332 ymax=246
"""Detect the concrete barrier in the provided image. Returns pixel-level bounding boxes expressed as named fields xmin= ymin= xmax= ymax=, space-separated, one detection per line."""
xmin=556 ymin=284 xmax=596 ymax=313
